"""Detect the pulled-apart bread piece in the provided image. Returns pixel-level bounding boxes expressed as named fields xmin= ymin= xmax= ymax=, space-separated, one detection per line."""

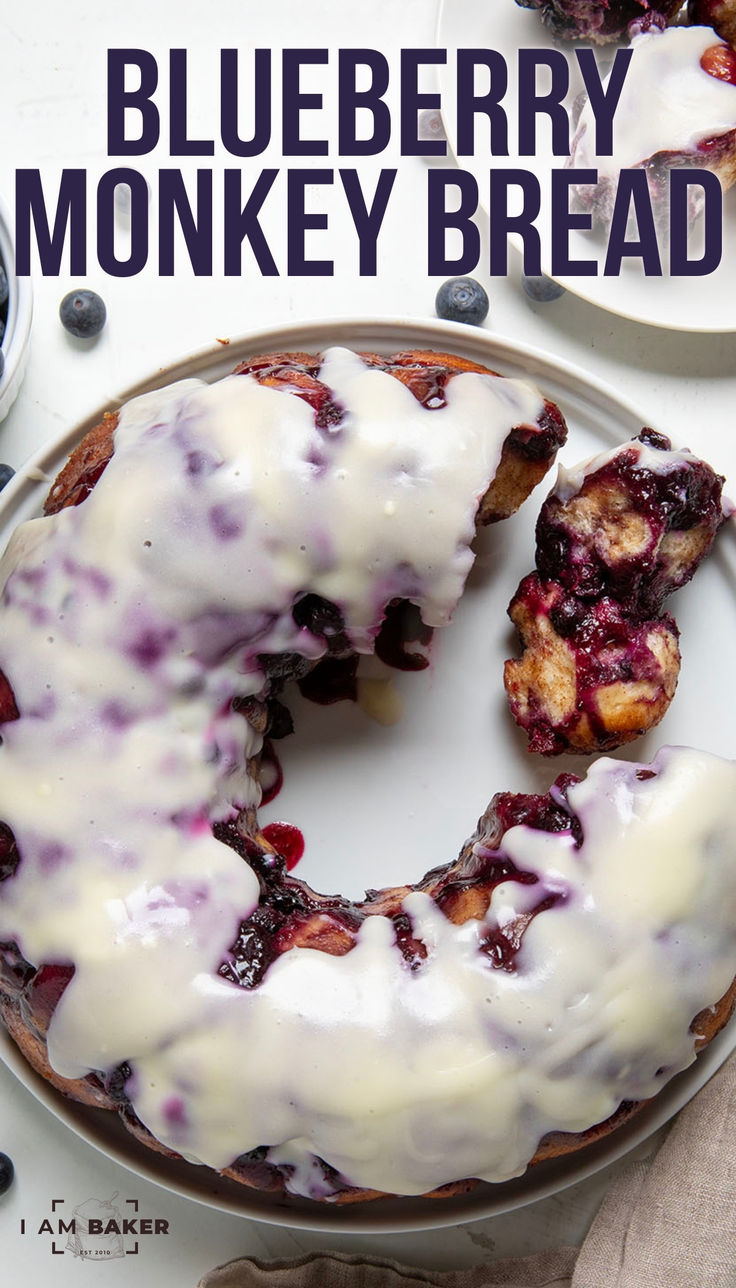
xmin=514 ymin=0 xmax=682 ymax=43
xmin=505 ymin=429 xmax=727 ymax=755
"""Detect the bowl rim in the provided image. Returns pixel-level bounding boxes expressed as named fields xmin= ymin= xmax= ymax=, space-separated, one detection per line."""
xmin=0 ymin=191 xmax=33 ymax=424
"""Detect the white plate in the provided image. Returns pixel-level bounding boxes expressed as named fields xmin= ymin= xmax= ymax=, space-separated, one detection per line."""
xmin=0 ymin=317 xmax=734 ymax=1232
xmin=437 ymin=2 xmax=736 ymax=332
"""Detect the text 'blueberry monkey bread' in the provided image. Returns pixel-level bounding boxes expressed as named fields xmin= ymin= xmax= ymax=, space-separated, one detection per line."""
xmin=0 ymin=347 xmax=734 ymax=1204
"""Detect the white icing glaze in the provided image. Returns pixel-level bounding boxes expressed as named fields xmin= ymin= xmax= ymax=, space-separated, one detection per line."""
xmin=552 ymin=435 xmax=710 ymax=504
xmin=572 ymin=27 xmax=736 ymax=176
xmin=0 ymin=353 xmax=734 ymax=1198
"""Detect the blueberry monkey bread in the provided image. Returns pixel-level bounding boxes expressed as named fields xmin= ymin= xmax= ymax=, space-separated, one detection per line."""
xmin=505 ymin=429 xmax=727 ymax=756
xmin=568 ymin=26 xmax=736 ymax=234
xmin=514 ymin=0 xmax=682 ymax=43
xmin=0 ymin=347 xmax=735 ymax=1204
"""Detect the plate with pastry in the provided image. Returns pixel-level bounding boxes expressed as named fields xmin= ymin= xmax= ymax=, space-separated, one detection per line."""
xmin=0 ymin=318 xmax=734 ymax=1230
xmin=437 ymin=0 xmax=736 ymax=330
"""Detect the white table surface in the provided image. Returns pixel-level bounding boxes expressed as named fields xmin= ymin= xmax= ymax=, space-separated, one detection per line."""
xmin=1 ymin=1 xmax=735 ymax=1284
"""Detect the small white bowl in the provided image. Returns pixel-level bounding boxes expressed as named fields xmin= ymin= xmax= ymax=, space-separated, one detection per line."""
xmin=0 ymin=193 xmax=33 ymax=424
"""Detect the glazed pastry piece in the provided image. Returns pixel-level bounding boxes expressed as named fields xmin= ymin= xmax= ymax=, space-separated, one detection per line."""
xmin=46 ymin=349 xmax=567 ymax=527
xmin=2 ymin=747 xmax=736 ymax=1203
xmin=569 ymin=26 xmax=736 ymax=230
xmin=515 ymin=0 xmax=681 ymax=43
xmin=0 ymin=346 xmax=572 ymax=1203
xmin=505 ymin=429 xmax=727 ymax=755
xmin=689 ymin=0 xmax=736 ymax=46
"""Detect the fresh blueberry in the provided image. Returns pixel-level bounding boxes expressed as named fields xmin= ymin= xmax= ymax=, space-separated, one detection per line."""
xmin=0 ymin=1152 xmax=14 ymax=1195
xmin=521 ymin=273 xmax=566 ymax=303
xmin=0 ymin=464 xmax=15 ymax=491
xmin=59 ymin=289 xmax=107 ymax=339
xmin=435 ymin=277 xmax=490 ymax=326
xmin=0 ymin=264 xmax=7 ymax=308
xmin=0 ymin=351 xmax=4 ymax=383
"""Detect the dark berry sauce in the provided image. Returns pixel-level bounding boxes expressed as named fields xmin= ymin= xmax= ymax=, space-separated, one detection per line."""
xmin=0 ymin=823 xmax=20 ymax=882
xmin=298 ymin=656 xmax=358 ymax=705
xmin=0 ymin=670 xmax=19 ymax=723
xmin=261 ymin=822 xmax=305 ymax=871
xmin=375 ymin=601 xmax=433 ymax=672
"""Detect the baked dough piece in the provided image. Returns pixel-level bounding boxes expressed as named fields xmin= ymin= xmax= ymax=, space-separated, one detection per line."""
xmin=505 ymin=429 xmax=726 ymax=755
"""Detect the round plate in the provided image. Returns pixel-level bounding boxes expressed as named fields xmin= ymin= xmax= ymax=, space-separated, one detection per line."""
xmin=0 ymin=317 xmax=734 ymax=1232
xmin=437 ymin=2 xmax=736 ymax=332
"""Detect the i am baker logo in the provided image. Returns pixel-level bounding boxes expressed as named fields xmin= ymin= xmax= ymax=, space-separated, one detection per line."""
xmin=20 ymin=1194 xmax=170 ymax=1259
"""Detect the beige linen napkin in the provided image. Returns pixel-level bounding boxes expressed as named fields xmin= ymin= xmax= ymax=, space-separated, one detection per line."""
xmin=198 ymin=1054 xmax=736 ymax=1288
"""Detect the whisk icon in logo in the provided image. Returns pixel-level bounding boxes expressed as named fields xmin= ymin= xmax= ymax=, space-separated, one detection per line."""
xmin=65 ymin=1194 xmax=126 ymax=1260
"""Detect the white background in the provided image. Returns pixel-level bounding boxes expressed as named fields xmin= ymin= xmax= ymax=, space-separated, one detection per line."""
xmin=1 ymin=1 xmax=735 ymax=1283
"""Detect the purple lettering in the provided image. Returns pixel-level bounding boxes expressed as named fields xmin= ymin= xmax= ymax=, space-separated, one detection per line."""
xmin=550 ymin=169 xmax=596 ymax=275
xmin=338 ymin=50 xmax=391 ymax=156
xmin=15 ymin=169 xmax=86 ymax=275
xmin=159 ymin=170 xmax=213 ymax=275
xmin=282 ymin=50 xmax=329 ymax=156
xmin=489 ymin=169 xmax=541 ymax=275
xmin=340 ymin=168 xmax=396 ymax=274
xmin=427 ymin=170 xmax=480 ymax=274
xmin=401 ymin=49 xmax=447 ymax=156
xmin=287 ymin=169 xmax=333 ymax=275
xmin=223 ymin=169 xmax=279 ymax=276
xmin=220 ymin=49 xmax=271 ymax=157
xmin=456 ymin=49 xmax=508 ymax=157
xmin=518 ymin=50 xmax=570 ymax=157
xmin=107 ymin=49 xmax=159 ymax=156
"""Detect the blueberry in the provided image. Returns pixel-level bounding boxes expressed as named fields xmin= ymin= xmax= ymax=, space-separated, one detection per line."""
xmin=0 ymin=265 xmax=7 ymax=308
xmin=0 ymin=351 xmax=4 ymax=383
xmin=521 ymin=273 xmax=566 ymax=303
xmin=0 ymin=1152 xmax=14 ymax=1196
xmin=0 ymin=464 xmax=15 ymax=490
xmin=59 ymin=289 xmax=107 ymax=339
xmin=435 ymin=277 xmax=490 ymax=326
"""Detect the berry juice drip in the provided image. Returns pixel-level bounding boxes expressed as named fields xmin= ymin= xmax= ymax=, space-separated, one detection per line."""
xmin=261 ymin=822 xmax=305 ymax=871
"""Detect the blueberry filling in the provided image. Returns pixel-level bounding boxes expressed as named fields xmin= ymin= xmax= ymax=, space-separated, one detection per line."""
xmin=517 ymin=0 xmax=681 ymax=42
xmin=506 ymin=431 xmax=726 ymax=754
